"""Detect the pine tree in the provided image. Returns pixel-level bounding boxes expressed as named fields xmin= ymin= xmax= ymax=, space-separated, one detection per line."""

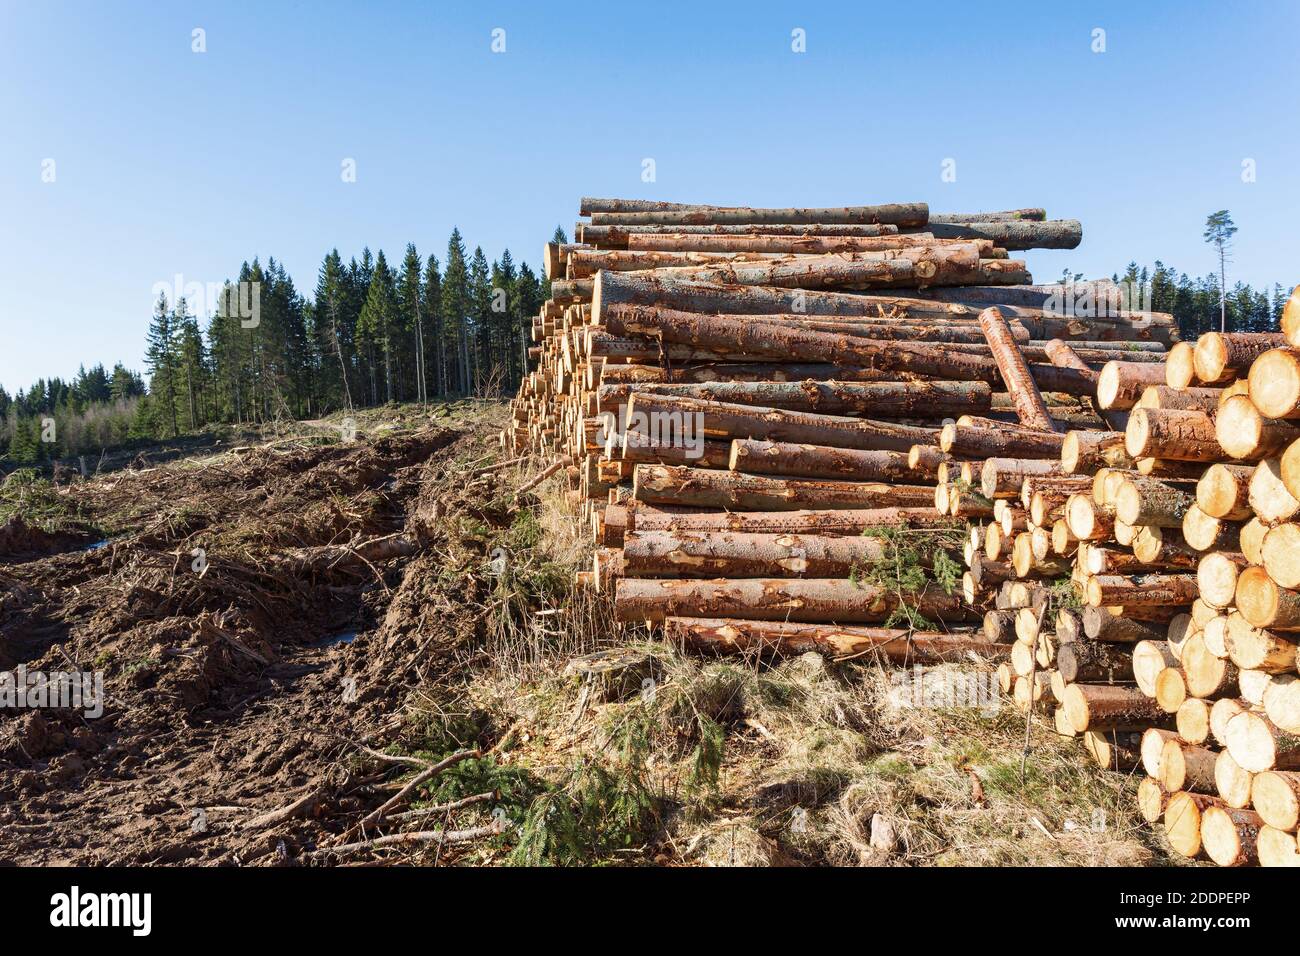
xmin=469 ymin=246 xmax=492 ymax=392
xmin=1204 ymin=211 xmax=1238 ymax=333
xmin=358 ymin=250 xmax=399 ymax=404
xmin=441 ymin=230 xmax=471 ymax=395
xmin=145 ymin=291 xmax=180 ymax=437
xmin=399 ymin=244 xmax=426 ymax=403
xmin=424 ymin=255 xmax=444 ymax=397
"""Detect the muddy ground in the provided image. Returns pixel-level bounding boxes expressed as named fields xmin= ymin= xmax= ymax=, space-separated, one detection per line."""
xmin=0 ymin=403 xmax=530 ymax=864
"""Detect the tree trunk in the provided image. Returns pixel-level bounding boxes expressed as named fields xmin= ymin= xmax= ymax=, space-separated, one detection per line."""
xmin=978 ymin=307 xmax=1055 ymax=430
xmin=614 ymin=577 xmax=975 ymax=625
xmin=940 ymin=423 xmax=1065 ymax=459
xmin=1062 ymin=683 xmax=1172 ymax=732
xmin=1124 ymin=409 xmax=1220 ymax=461
xmin=662 ymin=617 xmax=1007 ymax=662
xmin=1085 ymin=573 xmax=1198 ymax=608
xmin=729 ymin=439 xmax=934 ymax=482
xmin=625 ymin=503 xmax=947 ymax=536
xmin=588 ymin=202 xmax=929 ymax=227
xmin=631 ymin=464 xmax=936 ymax=511
xmin=599 ymin=380 xmax=991 ymax=419
xmin=620 ymin=530 xmax=897 ymax=578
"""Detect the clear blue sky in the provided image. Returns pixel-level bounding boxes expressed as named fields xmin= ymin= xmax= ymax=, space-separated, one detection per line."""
xmin=1 ymin=0 xmax=1296 ymax=394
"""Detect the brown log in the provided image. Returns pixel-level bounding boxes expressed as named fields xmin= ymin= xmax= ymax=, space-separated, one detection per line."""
xmin=1225 ymin=709 xmax=1300 ymax=772
xmin=1197 ymin=332 xmax=1287 ymax=384
xmin=623 ymin=232 xmax=975 ymax=255
xmin=604 ymin=304 xmax=1004 ymax=381
xmin=1062 ymin=682 xmax=1172 ymax=732
xmin=1159 ymin=738 xmax=1218 ymax=794
xmin=1200 ymin=805 xmax=1263 ymax=867
xmin=979 ymin=457 xmax=1063 ymax=499
xmin=1084 ymin=729 xmax=1143 ymax=771
xmin=632 ymin=464 xmax=934 ymax=511
xmin=978 ymin=306 xmax=1054 ymax=430
xmin=1114 ymin=475 xmax=1196 ymax=527
xmin=1236 ymin=565 xmax=1300 ymax=631
xmin=614 ymin=578 xmax=974 ymax=625
xmin=1056 ymin=639 xmax=1135 ymax=684
xmin=1124 ymin=408 xmax=1219 ymax=461
xmin=663 ymin=616 xmax=1008 ymax=662
xmin=1196 ymin=463 xmax=1254 ymax=520
xmin=1216 ymin=393 xmax=1300 ymax=460
xmin=728 ymin=439 xmax=930 ymax=482
xmin=588 ymin=202 xmax=929 ymax=227
xmin=1180 ymin=506 xmax=1242 ymax=553
xmin=1136 ymin=385 xmax=1222 ymax=412
xmin=621 ymin=530 xmax=895 ymax=579
xmin=602 ymin=379 xmax=991 ymax=419
xmin=580 ymin=222 xmax=901 ymax=246
xmin=940 ymin=423 xmax=1065 ymax=459
xmin=1097 ymin=361 xmax=1169 ymax=410
xmin=1061 ymin=430 xmax=1130 ymax=474
xmin=1082 ymin=605 xmax=1166 ymax=642
xmin=1085 ymin=573 xmax=1198 ymax=608
xmin=626 ymin=393 xmax=936 ymax=453
xmin=626 ymin=504 xmax=948 ymax=536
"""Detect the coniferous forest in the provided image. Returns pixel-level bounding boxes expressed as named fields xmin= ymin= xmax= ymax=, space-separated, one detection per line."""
xmin=0 ymin=241 xmax=1290 ymax=468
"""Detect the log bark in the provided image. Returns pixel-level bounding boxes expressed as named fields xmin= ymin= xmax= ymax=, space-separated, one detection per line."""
xmin=1097 ymin=361 xmax=1168 ymax=410
xmin=1061 ymin=430 xmax=1130 ymax=474
xmin=1216 ymin=393 xmax=1300 ymax=461
xmin=615 ymin=578 xmax=975 ymax=625
xmin=1085 ymin=573 xmax=1198 ymax=608
xmin=1114 ymin=475 xmax=1196 ymax=527
xmin=1159 ymin=738 xmax=1218 ymax=793
xmin=940 ymin=423 xmax=1065 ymax=459
xmin=916 ymin=219 xmax=1081 ymax=250
xmin=620 ymin=530 xmax=894 ymax=579
xmin=625 ymin=504 xmax=948 ymax=536
xmin=729 ymin=439 xmax=930 ymax=482
xmin=1124 ymin=408 xmax=1220 ymax=461
xmin=601 ymin=379 xmax=991 ymax=418
xmin=1196 ymin=463 xmax=1254 ymax=520
xmin=626 ymin=393 xmax=936 ymax=452
xmin=1196 ymin=332 xmax=1287 ymax=385
xmin=1062 ymin=683 xmax=1172 ymax=732
xmin=588 ymin=202 xmax=929 ymax=227
xmin=632 ymin=464 xmax=936 ymax=511
xmin=604 ymin=304 xmax=1004 ymax=382
xmin=1081 ymin=605 xmax=1167 ymax=643
xmin=1057 ymin=639 xmax=1135 ymax=684
xmin=979 ymin=457 xmax=1063 ymax=499
xmin=978 ymin=306 xmax=1054 ymax=430
xmin=663 ymin=616 xmax=1008 ymax=662
xmin=580 ymin=222 xmax=902 ymax=247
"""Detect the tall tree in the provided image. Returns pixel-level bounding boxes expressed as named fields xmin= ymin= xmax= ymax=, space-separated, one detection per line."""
xmin=423 ymin=255 xmax=444 ymax=397
xmin=358 ymin=250 xmax=399 ymax=404
xmin=1204 ymin=210 xmax=1238 ymax=333
xmin=441 ymin=230 xmax=471 ymax=395
xmin=145 ymin=291 xmax=180 ymax=437
xmin=398 ymin=243 xmax=426 ymax=404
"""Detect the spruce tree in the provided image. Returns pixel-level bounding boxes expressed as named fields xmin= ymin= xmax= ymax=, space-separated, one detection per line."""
xmin=441 ymin=230 xmax=471 ymax=395
xmin=145 ymin=291 xmax=180 ymax=437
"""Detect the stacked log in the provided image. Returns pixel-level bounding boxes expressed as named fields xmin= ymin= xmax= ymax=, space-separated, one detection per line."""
xmin=990 ymin=298 xmax=1300 ymax=867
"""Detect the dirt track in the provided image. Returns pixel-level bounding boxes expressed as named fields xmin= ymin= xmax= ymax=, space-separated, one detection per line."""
xmin=0 ymin=408 xmax=519 ymax=864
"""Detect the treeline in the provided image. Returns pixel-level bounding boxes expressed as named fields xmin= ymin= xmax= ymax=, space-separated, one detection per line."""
xmin=0 ymin=364 xmax=146 ymax=464
xmin=1112 ymin=261 xmax=1291 ymax=339
xmin=140 ymin=228 xmax=556 ymax=437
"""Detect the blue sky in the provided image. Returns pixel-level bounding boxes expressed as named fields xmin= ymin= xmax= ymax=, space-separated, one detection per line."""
xmin=1 ymin=0 xmax=1297 ymax=393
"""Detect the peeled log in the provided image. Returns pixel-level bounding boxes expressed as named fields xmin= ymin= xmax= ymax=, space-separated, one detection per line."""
xmin=978 ymin=307 xmax=1054 ymax=430
xmin=1063 ymin=683 xmax=1172 ymax=733
xmin=614 ymin=578 xmax=974 ymax=625
xmin=663 ymin=616 xmax=1008 ymax=662
xmin=729 ymin=440 xmax=929 ymax=482
xmin=632 ymin=464 xmax=935 ymax=511
xmin=1216 ymin=394 xmax=1300 ymax=461
xmin=1125 ymin=408 xmax=1220 ymax=462
xmin=1248 ymin=457 xmax=1300 ymax=525
xmin=621 ymin=530 xmax=895 ymax=579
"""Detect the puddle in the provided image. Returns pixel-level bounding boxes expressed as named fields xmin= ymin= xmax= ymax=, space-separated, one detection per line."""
xmin=312 ymin=630 xmax=357 ymax=649
xmin=83 ymin=540 xmax=110 ymax=551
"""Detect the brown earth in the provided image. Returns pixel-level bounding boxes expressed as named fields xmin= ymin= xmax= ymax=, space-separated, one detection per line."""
xmin=0 ymin=404 xmax=526 ymax=865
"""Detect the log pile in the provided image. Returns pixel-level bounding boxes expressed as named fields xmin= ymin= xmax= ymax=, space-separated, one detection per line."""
xmin=967 ymin=291 xmax=1300 ymax=867
xmin=506 ymin=196 xmax=1173 ymax=652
